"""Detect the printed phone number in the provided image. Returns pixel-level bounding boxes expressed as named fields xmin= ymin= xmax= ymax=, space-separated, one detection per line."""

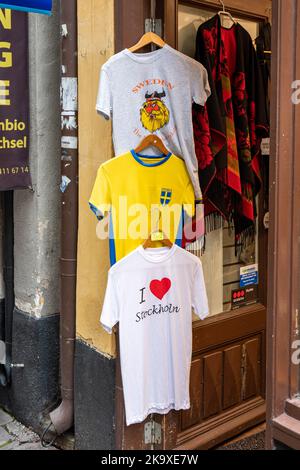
xmin=0 ymin=166 xmax=29 ymax=175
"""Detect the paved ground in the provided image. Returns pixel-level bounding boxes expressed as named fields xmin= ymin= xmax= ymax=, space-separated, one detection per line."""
xmin=215 ymin=423 xmax=266 ymax=450
xmin=0 ymin=407 xmax=57 ymax=450
xmin=216 ymin=431 xmax=265 ymax=450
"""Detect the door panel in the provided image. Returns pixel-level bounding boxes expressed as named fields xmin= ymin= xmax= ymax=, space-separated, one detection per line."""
xmin=181 ymin=358 xmax=202 ymax=430
xmin=203 ymin=352 xmax=223 ymax=419
xmin=223 ymin=344 xmax=242 ymax=409
xmin=243 ymin=336 xmax=261 ymax=400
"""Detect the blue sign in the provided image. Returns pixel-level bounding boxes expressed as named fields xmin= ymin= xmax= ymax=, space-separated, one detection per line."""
xmin=0 ymin=0 xmax=52 ymax=15
xmin=240 ymin=264 xmax=259 ymax=288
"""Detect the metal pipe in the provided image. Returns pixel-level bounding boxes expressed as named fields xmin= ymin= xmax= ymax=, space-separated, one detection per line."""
xmin=150 ymin=0 xmax=156 ymax=51
xmin=0 ymin=191 xmax=14 ymax=388
xmin=150 ymin=0 xmax=156 ymax=18
xmin=48 ymin=0 xmax=78 ymax=436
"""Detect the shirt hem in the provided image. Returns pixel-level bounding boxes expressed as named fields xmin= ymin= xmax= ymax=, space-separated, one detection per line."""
xmin=126 ymin=401 xmax=190 ymax=426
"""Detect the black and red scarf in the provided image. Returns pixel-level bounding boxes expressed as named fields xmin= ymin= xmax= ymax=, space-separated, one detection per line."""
xmin=193 ymin=14 xmax=269 ymax=243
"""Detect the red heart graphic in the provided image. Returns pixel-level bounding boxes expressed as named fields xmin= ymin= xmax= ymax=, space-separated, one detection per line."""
xmin=150 ymin=278 xmax=171 ymax=300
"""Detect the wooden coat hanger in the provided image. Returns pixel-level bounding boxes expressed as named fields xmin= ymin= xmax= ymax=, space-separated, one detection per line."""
xmin=129 ymin=31 xmax=166 ymax=52
xmin=143 ymin=231 xmax=173 ymax=249
xmin=134 ymin=134 xmax=169 ymax=156
xmin=143 ymin=208 xmax=173 ymax=249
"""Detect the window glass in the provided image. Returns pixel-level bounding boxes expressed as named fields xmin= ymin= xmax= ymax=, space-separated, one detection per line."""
xmin=178 ymin=4 xmax=260 ymax=317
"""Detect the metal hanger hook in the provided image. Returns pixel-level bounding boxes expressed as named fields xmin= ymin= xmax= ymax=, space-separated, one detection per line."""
xmin=219 ymin=0 xmax=226 ymax=12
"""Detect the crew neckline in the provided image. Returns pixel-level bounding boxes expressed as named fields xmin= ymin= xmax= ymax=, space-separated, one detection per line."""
xmin=220 ymin=22 xmax=236 ymax=32
xmin=138 ymin=245 xmax=177 ymax=263
xmin=123 ymin=45 xmax=170 ymax=63
xmin=130 ymin=149 xmax=172 ymax=167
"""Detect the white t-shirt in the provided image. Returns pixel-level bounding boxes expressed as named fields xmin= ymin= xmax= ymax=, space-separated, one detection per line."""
xmin=101 ymin=244 xmax=209 ymax=425
xmin=96 ymin=45 xmax=211 ymax=200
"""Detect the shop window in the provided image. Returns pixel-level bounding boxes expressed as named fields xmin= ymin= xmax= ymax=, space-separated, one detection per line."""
xmin=178 ymin=4 xmax=262 ymax=317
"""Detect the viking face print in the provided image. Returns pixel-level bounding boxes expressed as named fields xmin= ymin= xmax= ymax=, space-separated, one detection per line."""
xmin=140 ymin=89 xmax=170 ymax=133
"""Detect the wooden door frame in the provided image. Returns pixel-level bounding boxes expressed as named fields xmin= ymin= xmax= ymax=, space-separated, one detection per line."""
xmin=266 ymin=0 xmax=300 ymax=451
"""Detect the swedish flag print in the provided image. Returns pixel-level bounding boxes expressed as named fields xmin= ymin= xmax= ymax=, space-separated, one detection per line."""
xmin=160 ymin=188 xmax=172 ymax=206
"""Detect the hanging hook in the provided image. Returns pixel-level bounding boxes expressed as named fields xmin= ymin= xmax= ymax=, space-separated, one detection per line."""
xmin=219 ymin=0 xmax=226 ymax=12
xmin=150 ymin=0 xmax=156 ymax=18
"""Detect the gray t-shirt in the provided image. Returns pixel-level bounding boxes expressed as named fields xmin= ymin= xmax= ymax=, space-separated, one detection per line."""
xmin=96 ymin=44 xmax=211 ymax=200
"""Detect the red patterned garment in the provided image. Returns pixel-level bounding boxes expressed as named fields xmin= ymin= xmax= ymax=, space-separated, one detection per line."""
xmin=193 ymin=14 xmax=269 ymax=244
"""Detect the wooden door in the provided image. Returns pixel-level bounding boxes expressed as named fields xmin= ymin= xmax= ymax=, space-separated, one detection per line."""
xmin=114 ymin=0 xmax=271 ymax=450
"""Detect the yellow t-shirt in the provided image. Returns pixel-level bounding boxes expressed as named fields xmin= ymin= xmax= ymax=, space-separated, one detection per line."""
xmin=89 ymin=150 xmax=195 ymax=264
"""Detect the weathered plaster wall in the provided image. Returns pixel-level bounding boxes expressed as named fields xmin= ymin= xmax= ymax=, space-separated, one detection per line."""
xmin=13 ymin=1 xmax=61 ymax=318
xmin=76 ymin=0 xmax=115 ymax=356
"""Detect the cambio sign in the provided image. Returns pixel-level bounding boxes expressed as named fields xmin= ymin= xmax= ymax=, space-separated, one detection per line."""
xmin=0 ymin=8 xmax=32 ymax=189
xmin=0 ymin=0 xmax=52 ymax=15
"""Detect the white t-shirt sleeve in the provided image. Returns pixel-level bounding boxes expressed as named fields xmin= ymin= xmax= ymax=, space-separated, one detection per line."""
xmin=192 ymin=260 xmax=209 ymax=320
xmin=96 ymin=67 xmax=112 ymax=120
xmin=100 ymin=271 xmax=119 ymax=334
xmin=192 ymin=64 xmax=211 ymax=106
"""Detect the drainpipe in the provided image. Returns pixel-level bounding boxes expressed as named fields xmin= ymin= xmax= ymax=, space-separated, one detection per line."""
xmin=44 ymin=0 xmax=78 ymax=438
xmin=0 ymin=191 xmax=14 ymax=387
